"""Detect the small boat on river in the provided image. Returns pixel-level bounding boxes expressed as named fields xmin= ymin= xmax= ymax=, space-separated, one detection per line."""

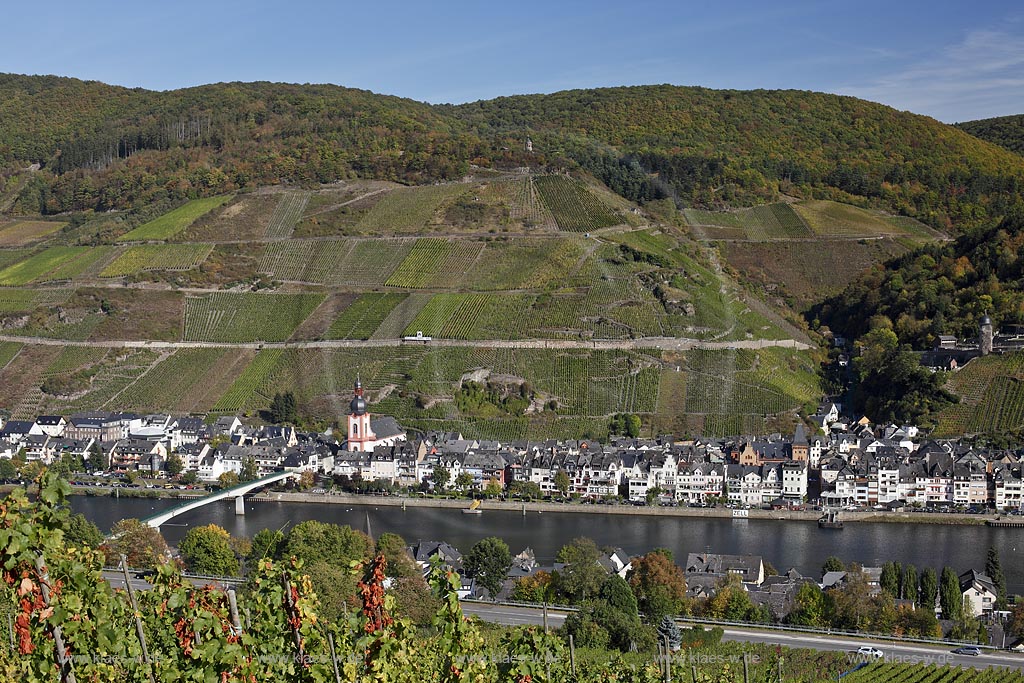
xmin=818 ymin=509 xmax=843 ymax=529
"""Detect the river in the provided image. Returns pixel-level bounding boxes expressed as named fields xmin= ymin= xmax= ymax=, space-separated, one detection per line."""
xmin=70 ymin=496 xmax=1024 ymax=594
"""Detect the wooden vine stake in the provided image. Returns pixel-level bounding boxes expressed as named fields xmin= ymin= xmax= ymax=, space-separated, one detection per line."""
xmin=327 ymin=632 xmax=343 ymax=683
xmin=33 ymin=554 xmax=77 ymax=683
xmin=282 ymin=572 xmax=305 ymax=662
xmin=120 ymin=555 xmax=156 ymax=683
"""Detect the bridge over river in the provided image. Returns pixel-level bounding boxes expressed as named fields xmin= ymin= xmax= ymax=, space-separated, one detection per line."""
xmin=138 ymin=470 xmax=300 ymax=529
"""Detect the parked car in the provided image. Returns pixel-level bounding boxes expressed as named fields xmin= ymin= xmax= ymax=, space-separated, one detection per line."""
xmin=952 ymin=646 xmax=982 ymax=656
xmin=854 ymin=646 xmax=883 ymax=659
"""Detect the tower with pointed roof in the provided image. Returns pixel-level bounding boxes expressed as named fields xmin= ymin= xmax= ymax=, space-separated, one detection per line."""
xmin=347 ymin=379 xmax=376 ymax=452
xmin=791 ymin=423 xmax=808 ymax=462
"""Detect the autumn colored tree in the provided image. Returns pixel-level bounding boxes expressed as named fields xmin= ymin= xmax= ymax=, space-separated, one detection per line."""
xmin=627 ymin=550 xmax=688 ymax=624
xmin=102 ymin=518 xmax=170 ymax=568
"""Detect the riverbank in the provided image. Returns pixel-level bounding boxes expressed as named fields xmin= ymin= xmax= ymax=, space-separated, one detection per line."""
xmin=1 ymin=484 xmax=992 ymax=526
xmin=246 ymin=491 xmax=992 ymax=526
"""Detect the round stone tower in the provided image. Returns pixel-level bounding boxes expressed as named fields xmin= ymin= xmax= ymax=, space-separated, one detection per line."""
xmin=979 ymin=314 xmax=993 ymax=356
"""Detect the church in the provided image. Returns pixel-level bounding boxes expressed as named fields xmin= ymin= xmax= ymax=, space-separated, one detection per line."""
xmin=345 ymin=379 xmax=407 ymax=452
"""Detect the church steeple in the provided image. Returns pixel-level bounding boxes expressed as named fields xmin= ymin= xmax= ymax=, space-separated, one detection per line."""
xmin=347 ymin=378 xmax=375 ymax=451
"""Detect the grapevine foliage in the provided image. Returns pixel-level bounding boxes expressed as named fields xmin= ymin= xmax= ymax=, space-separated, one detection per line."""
xmin=1 ymin=472 xmax=671 ymax=682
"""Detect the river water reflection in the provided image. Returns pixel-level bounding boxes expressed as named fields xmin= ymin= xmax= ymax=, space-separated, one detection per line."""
xmin=70 ymin=496 xmax=1024 ymax=593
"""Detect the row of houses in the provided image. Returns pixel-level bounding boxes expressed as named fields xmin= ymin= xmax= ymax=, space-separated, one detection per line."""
xmin=820 ymin=444 xmax=1024 ymax=510
xmin=0 ymin=407 xmax=1021 ymax=510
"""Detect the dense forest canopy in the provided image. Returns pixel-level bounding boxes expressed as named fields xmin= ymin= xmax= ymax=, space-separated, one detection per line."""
xmin=811 ymin=208 xmax=1024 ymax=349
xmin=957 ymin=114 xmax=1024 ymax=156
xmin=2 ymin=75 xmax=1024 ymax=232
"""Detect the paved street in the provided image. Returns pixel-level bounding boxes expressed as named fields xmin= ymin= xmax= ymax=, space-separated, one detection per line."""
xmin=460 ymin=602 xmax=1024 ymax=673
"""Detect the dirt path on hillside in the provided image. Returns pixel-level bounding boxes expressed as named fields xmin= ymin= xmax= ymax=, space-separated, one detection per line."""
xmin=0 ymin=333 xmax=811 ymax=352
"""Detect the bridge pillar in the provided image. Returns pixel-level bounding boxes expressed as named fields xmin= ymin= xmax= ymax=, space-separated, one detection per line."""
xmin=235 ymin=495 xmax=245 ymax=516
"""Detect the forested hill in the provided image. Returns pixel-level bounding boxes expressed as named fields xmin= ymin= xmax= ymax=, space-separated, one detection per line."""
xmin=2 ymin=75 xmax=1024 ymax=231
xmin=810 ymin=207 xmax=1024 ymax=349
xmin=448 ymin=86 xmax=1024 ymax=229
xmin=957 ymin=114 xmax=1024 ymax=155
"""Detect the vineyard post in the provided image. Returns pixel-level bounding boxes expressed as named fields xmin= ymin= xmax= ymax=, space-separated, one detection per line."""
xmin=227 ymin=589 xmax=242 ymax=635
xmin=33 ymin=554 xmax=77 ymax=683
xmin=7 ymin=610 xmax=13 ymax=651
xmin=663 ymin=634 xmax=671 ymax=683
xmin=569 ymin=634 xmax=576 ymax=677
xmin=120 ymin=555 xmax=155 ymax=683
xmin=690 ymin=662 xmax=697 ymax=683
xmin=326 ymin=632 xmax=342 ymax=683
xmin=282 ymin=572 xmax=304 ymax=660
xmin=743 ymin=654 xmax=749 ymax=683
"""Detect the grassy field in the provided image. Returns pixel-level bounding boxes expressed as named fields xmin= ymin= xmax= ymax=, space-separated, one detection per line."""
xmin=117 ymin=195 xmax=232 ymax=241
xmin=0 ymin=219 xmax=66 ymax=246
xmin=99 ymin=244 xmax=213 ymax=277
xmin=935 ymin=352 xmax=1024 ymax=437
xmin=0 ymin=249 xmax=33 ymax=271
xmin=182 ymin=291 xmax=325 ymax=342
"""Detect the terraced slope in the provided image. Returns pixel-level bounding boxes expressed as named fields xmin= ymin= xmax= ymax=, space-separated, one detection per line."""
xmin=0 ymin=171 xmax=823 ymax=436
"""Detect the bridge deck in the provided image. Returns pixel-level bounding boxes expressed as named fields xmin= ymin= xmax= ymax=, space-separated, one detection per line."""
xmin=138 ymin=470 xmax=298 ymax=529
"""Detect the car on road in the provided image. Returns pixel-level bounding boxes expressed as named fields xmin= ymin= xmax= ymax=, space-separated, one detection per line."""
xmin=951 ymin=646 xmax=982 ymax=656
xmin=854 ymin=646 xmax=884 ymax=659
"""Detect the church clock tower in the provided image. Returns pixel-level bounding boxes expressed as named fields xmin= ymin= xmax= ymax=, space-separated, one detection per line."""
xmin=347 ymin=379 xmax=376 ymax=452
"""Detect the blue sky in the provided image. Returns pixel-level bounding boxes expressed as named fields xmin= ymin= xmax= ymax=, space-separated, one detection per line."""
xmin=2 ymin=1 xmax=1022 ymax=122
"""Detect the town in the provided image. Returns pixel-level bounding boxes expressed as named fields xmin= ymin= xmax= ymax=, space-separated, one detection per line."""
xmin=1 ymin=379 xmax=1021 ymax=515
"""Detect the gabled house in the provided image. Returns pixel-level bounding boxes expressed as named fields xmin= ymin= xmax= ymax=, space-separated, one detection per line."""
xmin=0 ymin=420 xmax=43 ymax=444
xmin=34 ymin=415 xmax=67 ymax=438
xmin=959 ymin=570 xmax=998 ymax=617
xmin=597 ymin=548 xmax=632 ymax=579
xmin=685 ymin=552 xmax=765 ymax=586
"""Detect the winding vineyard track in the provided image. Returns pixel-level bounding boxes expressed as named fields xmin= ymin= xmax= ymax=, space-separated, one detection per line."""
xmin=0 ymin=333 xmax=810 ymax=351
